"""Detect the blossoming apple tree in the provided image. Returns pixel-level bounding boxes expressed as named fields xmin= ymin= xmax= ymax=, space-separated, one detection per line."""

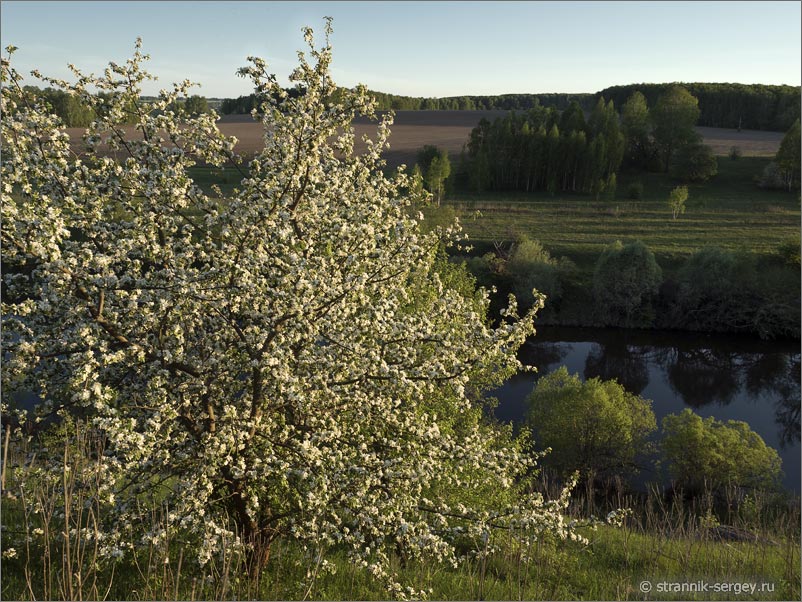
xmin=2 ymin=21 xmax=583 ymax=595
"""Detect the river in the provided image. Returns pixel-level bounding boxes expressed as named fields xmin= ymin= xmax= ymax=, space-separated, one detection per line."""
xmin=491 ymin=326 xmax=801 ymax=492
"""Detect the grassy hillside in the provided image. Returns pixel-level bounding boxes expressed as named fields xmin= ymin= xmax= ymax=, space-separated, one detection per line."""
xmin=4 ymin=510 xmax=798 ymax=600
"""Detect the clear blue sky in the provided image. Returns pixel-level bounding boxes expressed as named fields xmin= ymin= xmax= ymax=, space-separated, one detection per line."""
xmin=2 ymin=1 xmax=800 ymax=98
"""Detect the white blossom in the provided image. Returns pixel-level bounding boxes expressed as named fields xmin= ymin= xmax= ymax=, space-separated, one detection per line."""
xmin=1 ymin=24 xmax=578 ymax=596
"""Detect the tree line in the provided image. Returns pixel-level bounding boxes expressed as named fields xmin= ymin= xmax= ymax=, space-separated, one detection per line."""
xmin=218 ymin=82 xmax=799 ymax=133
xmin=460 ymin=236 xmax=800 ymax=340
xmin=365 ymin=91 xmax=592 ymax=112
xmin=11 ymin=85 xmax=212 ymax=127
xmin=597 ymin=82 xmax=800 ymax=132
xmin=346 ymin=84 xmax=801 ymax=132
xmin=454 ymin=82 xmax=792 ymax=195
xmin=20 ymin=81 xmax=800 ymax=135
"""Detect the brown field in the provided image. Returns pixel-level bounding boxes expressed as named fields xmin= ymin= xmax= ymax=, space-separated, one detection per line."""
xmin=65 ymin=111 xmax=784 ymax=168
xmin=694 ymin=126 xmax=784 ymax=157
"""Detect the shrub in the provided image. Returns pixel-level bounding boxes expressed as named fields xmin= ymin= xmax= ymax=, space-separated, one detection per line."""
xmin=756 ymin=161 xmax=786 ymax=190
xmin=661 ymin=409 xmax=782 ymax=492
xmin=527 ymin=367 xmax=656 ymax=481
xmin=626 ymin=181 xmax=644 ymax=200
xmin=670 ymin=143 xmax=718 ymax=182
xmin=592 ymin=240 xmax=662 ymax=327
xmin=672 ymin=247 xmax=757 ymax=332
xmin=506 ymin=238 xmax=575 ymax=314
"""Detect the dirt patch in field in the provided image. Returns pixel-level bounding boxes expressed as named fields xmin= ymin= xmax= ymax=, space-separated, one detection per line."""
xmin=215 ymin=110 xmax=505 ymax=168
xmin=65 ymin=111 xmax=783 ymax=167
xmin=695 ymin=126 xmax=783 ymax=157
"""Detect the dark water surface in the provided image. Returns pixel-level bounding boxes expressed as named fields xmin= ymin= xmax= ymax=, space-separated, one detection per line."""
xmin=491 ymin=326 xmax=801 ymax=492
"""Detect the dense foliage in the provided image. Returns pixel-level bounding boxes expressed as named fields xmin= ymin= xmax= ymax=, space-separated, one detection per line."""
xmin=650 ymin=85 xmax=702 ymax=173
xmin=1 ymin=27 xmax=588 ymax=597
xmin=666 ymin=247 xmax=800 ymax=339
xmin=597 ymin=82 xmax=800 ymax=132
xmin=592 ymin=240 xmax=663 ymax=328
xmin=504 ymin=238 xmax=575 ymax=315
xmin=6 ymin=85 xmax=138 ymax=127
xmin=527 ymin=367 xmax=656 ymax=482
xmin=460 ymin=99 xmax=623 ymax=194
xmin=221 ymin=90 xmax=594 ymax=114
xmin=416 ymin=145 xmax=451 ymax=204
xmin=7 ymin=85 xmax=211 ymax=127
xmin=459 ymin=236 xmax=799 ymax=339
xmin=670 ymin=143 xmax=718 ymax=182
xmin=775 ymin=118 xmax=801 ymax=190
xmin=661 ymin=409 xmax=783 ymax=492
xmin=221 ymin=83 xmax=801 ymax=134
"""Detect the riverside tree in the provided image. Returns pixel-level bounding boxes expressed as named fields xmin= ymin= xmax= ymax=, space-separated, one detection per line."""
xmin=661 ymin=409 xmax=782 ymax=492
xmin=527 ymin=367 xmax=656 ymax=483
xmin=1 ymin=23 xmax=585 ymax=597
xmin=592 ymin=240 xmax=663 ymax=327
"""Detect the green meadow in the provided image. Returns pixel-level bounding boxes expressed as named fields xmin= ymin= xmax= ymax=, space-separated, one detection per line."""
xmin=447 ymin=157 xmax=799 ymax=276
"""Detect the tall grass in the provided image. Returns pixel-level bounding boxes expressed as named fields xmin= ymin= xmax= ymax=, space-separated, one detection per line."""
xmin=3 ymin=420 xmax=799 ymax=600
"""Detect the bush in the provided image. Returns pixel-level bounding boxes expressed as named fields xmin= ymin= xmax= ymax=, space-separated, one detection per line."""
xmin=661 ymin=408 xmax=782 ymax=492
xmin=527 ymin=367 xmax=656 ymax=482
xmin=506 ymin=238 xmax=575 ymax=314
xmin=756 ymin=161 xmax=786 ymax=190
xmin=672 ymin=247 xmax=757 ymax=332
xmin=670 ymin=247 xmax=800 ymax=338
xmin=592 ymin=240 xmax=662 ymax=327
xmin=670 ymin=143 xmax=718 ymax=182
xmin=626 ymin=181 xmax=644 ymax=200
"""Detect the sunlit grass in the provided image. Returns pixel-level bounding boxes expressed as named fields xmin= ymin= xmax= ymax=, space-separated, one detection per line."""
xmin=448 ymin=158 xmax=799 ymax=274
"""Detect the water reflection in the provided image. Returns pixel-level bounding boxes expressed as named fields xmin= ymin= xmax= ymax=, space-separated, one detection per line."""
xmin=584 ymin=342 xmax=649 ymax=395
xmin=519 ymin=340 xmax=567 ymax=371
xmin=664 ymin=348 xmax=741 ymax=407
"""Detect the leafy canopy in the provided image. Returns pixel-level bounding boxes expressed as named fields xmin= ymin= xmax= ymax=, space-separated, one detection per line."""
xmin=661 ymin=409 xmax=782 ymax=491
xmin=651 ymin=85 xmax=701 ymax=171
xmin=592 ymin=240 xmax=662 ymax=327
xmin=527 ymin=367 xmax=656 ymax=481
xmin=775 ymin=117 xmax=800 ymax=190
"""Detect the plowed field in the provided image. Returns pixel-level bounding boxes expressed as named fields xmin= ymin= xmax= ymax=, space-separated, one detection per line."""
xmin=65 ymin=111 xmax=785 ymax=168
